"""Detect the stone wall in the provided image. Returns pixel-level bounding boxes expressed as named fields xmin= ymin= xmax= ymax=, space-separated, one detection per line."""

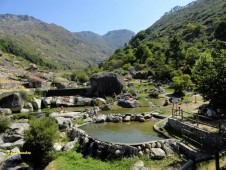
xmin=69 ymin=127 xmax=176 ymax=160
xmin=167 ymin=118 xmax=225 ymax=151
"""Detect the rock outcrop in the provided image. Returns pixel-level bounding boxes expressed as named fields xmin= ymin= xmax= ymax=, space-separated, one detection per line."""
xmin=0 ymin=93 xmax=24 ymax=112
xmin=90 ymin=72 xmax=125 ymax=96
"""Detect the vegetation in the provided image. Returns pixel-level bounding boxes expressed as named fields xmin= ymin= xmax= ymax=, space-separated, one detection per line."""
xmin=0 ymin=14 xmax=134 ymax=69
xmin=23 ymin=117 xmax=59 ymax=168
xmin=102 ymin=0 xmax=226 ymax=111
xmin=0 ymin=38 xmax=61 ymax=70
xmin=52 ymin=151 xmax=183 ymax=170
xmin=192 ymin=47 xmax=226 ymax=112
xmin=0 ymin=117 xmax=10 ymax=133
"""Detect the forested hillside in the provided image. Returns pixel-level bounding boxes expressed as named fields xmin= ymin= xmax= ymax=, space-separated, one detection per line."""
xmin=102 ymin=0 xmax=226 ymax=79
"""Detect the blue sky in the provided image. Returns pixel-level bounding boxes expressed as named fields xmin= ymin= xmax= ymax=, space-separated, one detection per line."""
xmin=0 ymin=0 xmax=195 ymax=35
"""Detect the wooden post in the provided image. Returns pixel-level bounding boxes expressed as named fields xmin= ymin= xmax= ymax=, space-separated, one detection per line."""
xmin=178 ymin=107 xmax=181 ymax=116
xmin=181 ymin=109 xmax=183 ymax=121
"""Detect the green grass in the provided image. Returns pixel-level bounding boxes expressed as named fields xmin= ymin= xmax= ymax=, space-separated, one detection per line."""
xmin=52 ymin=151 xmax=183 ymax=170
xmin=74 ymin=118 xmax=85 ymax=125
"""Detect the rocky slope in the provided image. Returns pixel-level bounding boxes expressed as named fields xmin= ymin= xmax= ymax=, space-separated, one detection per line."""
xmin=0 ymin=14 xmax=134 ymax=69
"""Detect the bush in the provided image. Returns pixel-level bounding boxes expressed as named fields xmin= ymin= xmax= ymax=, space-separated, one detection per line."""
xmin=0 ymin=117 xmax=10 ymax=133
xmin=149 ymin=89 xmax=159 ymax=99
xmin=20 ymin=91 xmax=33 ymax=103
xmin=12 ymin=113 xmax=34 ymax=120
xmin=22 ymin=117 xmax=59 ymax=168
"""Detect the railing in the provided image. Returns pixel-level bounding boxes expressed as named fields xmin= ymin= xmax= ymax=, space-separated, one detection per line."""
xmin=171 ymin=108 xmax=224 ymax=134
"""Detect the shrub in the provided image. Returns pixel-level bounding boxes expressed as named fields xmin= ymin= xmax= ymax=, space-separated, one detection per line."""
xmin=22 ymin=117 xmax=59 ymax=168
xmin=20 ymin=91 xmax=33 ymax=103
xmin=149 ymin=89 xmax=159 ymax=99
xmin=12 ymin=113 xmax=34 ymax=120
xmin=0 ymin=117 xmax=10 ymax=133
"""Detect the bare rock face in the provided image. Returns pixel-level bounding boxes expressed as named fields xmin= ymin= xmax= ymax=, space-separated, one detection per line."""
xmin=0 ymin=93 xmax=24 ymax=112
xmin=90 ymin=72 xmax=125 ymax=96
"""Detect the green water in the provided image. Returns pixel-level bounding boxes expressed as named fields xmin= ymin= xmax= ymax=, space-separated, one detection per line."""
xmin=79 ymin=119 xmax=164 ymax=144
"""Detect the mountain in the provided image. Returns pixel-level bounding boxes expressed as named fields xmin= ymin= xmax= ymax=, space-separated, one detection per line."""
xmin=102 ymin=0 xmax=226 ymax=78
xmin=75 ymin=29 xmax=135 ymax=55
xmin=0 ymin=14 xmax=134 ymax=69
xmin=75 ymin=31 xmax=113 ymax=56
xmin=102 ymin=29 xmax=136 ymax=50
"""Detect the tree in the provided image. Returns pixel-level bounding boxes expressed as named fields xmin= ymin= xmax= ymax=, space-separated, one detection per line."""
xmin=192 ymin=50 xmax=226 ymax=112
xmin=214 ymin=20 xmax=226 ymax=41
xmin=172 ymin=74 xmax=192 ymax=97
xmin=167 ymin=35 xmax=183 ymax=70
xmin=23 ymin=117 xmax=59 ymax=167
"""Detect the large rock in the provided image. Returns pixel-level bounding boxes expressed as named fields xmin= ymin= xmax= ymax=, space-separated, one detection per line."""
xmin=0 ymin=93 xmax=24 ymax=112
xmin=118 ymin=99 xmax=139 ymax=108
xmin=55 ymin=117 xmax=72 ymax=131
xmin=42 ymin=97 xmax=53 ymax=108
xmin=74 ymin=97 xmax=93 ymax=106
xmin=95 ymin=114 xmax=107 ymax=123
xmin=33 ymin=97 xmax=42 ymax=110
xmin=90 ymin=72 xmax=125 ymax=96
xmin=0 ymin=108 xmax=12 ymax=114
xmin=2 ymin=147 xmax=23 ymax=169
xmin=24 ymin=102 xmax=33 ymax=111
xmin=150 ymin=148 xmax=166 ymax=159
xmin=61 ymin=141 xmax=76 ymax=151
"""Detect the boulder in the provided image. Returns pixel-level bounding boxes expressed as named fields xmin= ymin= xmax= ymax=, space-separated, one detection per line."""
xmin=42 ymin=97 xmax=53 ymax=108
xmin=2 ymin=147 xmax=23 ymax=169
xmin=123 ymin=116 xmax=131 ymax=122
xmin=95 ymin=114 xmax=107 ymax=123
xmin=13 ymin=139 xmax=25 ymax=148
xmin=106 ymin=114 xmax=114 ymax=122
xmin=96 ymin=98 xmax=107 ymax=105
xmin=100 ymin=104 xmax=110 ymax=111
xmin=55 ymin=117 xmax=72 ymax=131
xmin=90 ymin=72 xmax=125 ymax=96
xmin=24 ymin=102 xmax=33 ymax=111
xmin=9 ymin=123 xmax=30 ymax=136
xmin=150 ymin=148 xmax=166 ymax=159
xmin=61 ymin=141 xmax=76 ymax=151
xmin=50 ymin=112 xmax=81 ymax=119
xmin=162 ymin=143 xmax=174 ymax=156
xmin=134 ymin=160 xmax=144 ymax=167
xmin=0 ymin=151 xmax=6 ymax=164
xmin=117 ymin=99 xmax=139 ymax=108
xmin=139 ymin=118 xmax=145 ymax=122
xmin=74 ymin=97 xmax=93 ymax=106
xmin=3 ymin=134 xmax=22 ymax=143
xmin=0 ymin=108 xmax=12 ymax=114
xmin=20 ymin=108 xmax=30 ymax=113
xmin=53 ymin=77 xmax=69 ymax=89
xmin=33 ymin=98 xmax=42 ymax=110
xmin=0 ymin=93 xmax=24 ymax=112
xmin=53 ymin=143 xmax=62 ymax=151
xmin=112 ymin=116 xmax=122 ymax=123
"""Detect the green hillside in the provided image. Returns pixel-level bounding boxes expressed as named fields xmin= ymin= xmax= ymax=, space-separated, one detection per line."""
xmin=102 ymin=0 xmax=226 ymax=78
xmin=0 ymin=14 xmax=132 ymax=69
xmin=75 ymin=30 xmax=135 ymax=56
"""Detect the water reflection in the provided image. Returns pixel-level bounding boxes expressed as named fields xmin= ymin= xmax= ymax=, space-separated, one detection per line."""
xmin=80 ymin=119 xmax=164 ymax=144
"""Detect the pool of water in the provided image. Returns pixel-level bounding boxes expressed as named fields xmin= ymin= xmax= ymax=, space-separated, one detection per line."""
xmin=79 ymin=119 xmax=164 ymax=144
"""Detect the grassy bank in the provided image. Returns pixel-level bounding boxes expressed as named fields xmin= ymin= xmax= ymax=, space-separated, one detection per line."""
xmin=45 ymin=151 xmax=184 ymax=170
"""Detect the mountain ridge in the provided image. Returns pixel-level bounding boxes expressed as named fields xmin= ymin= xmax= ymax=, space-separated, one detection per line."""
xmin=0 ymin=14 xmax=135 ymax=69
